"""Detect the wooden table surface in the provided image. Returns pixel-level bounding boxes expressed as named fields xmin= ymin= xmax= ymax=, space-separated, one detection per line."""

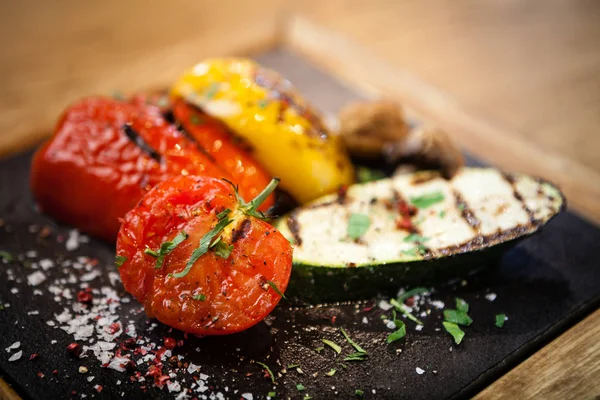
xmin=0 ymin=1 xmax=598 ymax=399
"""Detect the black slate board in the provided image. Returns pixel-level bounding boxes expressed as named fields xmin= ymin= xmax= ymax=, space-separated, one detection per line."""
xmin=1 ymin=49 xmax=599 ymax=400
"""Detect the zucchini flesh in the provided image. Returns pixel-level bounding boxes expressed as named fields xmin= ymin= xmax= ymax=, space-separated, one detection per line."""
xmin=275 ymin=168 xmax=565 ymax=302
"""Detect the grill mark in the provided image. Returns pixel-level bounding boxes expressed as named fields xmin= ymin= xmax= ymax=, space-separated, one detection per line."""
xmin=501 ymin=172 xmax=538 ymax=225
xmin=122 ymin=124 xmax=162 ymax=163
xmin=392 ymin=189 xmax=434 ymax=258
xmin=453 ymin=191 xmax=481 ymax=231
xmin=287 ymin=210 xmax=303 ymax=246
xmin=231 ymin=219 xmax=252 ymax=244
xmin=411 ymin=171 xmax=441 ymax=185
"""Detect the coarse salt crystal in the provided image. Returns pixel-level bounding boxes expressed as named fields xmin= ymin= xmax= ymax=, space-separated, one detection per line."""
xmin=241 ymin=394 xmax=253 ymax=400
xmin=87 ymin=376 xmax=94 ymax=382
xmin=362 ymin=317 xmax=368 ymax=324
xmin=187 ymin=363 xmax=201 ymax=374
xmin=416 ymin=367 xmax=425 ymax=375
xmin=378 ymin=299 xmax=393 ymax=311
xmin=39 ymin=259 xmax=54 ymax=270
xmin=10 ymin=287 xmax=19 ymax=294
xmin=430 ymin=300 xmax=445 ymax=309
xmin=386 ymin=320 xmax=397 ymax=330
xmin=415 ymin=325 xmax=423 ymax=331
xmin=66 ymin=230 xmax=81 ymax=251
xmin=27 ymin=310 xmax=39 ymax=315
xmin=167 ymin=381 xmax=182 ymax=393
xmin=26 ymin=250 xmax=37 ymax=258
xmin=80 ymin=271 xmax=100 ymax=282
xmin=485 ymin=293 xmax=497 ymax=302
xmin=8 ymin=350 xmax=23 ymax=362
xmin=5 ymin=342 xmax=20 ymax=352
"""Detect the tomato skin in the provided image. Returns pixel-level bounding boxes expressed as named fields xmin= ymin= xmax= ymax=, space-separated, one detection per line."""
xmin=116 ymin=175 xmax=292 ymax=335
xmin=30 ymin=97 xmax=229 ymax=242
xmin=172 ymin=99 xmax=275 ymax=211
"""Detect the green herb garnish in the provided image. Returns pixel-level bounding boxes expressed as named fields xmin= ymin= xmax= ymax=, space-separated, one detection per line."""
xmin=192 ymin=293 xmax=206 ymax=301
xmin=347 ymin=213 xmax=371 ymax=240
xmin=256 ymin=361 xmax=275 ymax=384
xmin=443 ymin=310 xmax=473 ymax=326
xmin=115 ymin=255 xmax=127 ymax=267
xmin=410 ymin=191 xmax=445 ymax=209
xmin=340 ymin=328 xmax=367 ymax=354
xmin=357 ymin=167 xmax=386 ymax=183
xmin=0 ymin=304 xmax=4 ymax=311
xmin=147 ymin=231 xmax=188 ymax=269
xmin=287 ymin=364 xmax=300 ymax=369
xmin=144 ymin=248 xmax=159 ymax=257
xmin=257 ymin=99 xmax=269 ymax=109
xmin=458 ymin=203 xmax=466 ymax=212
xmin=387 ymin=310 xmax=407 ymax=343
xmin=211 ymin=238 xmax=233 ymax=259
xmin=296 ymin=384 xmax=306 ymax=391
xmin=343 ymin=352 xmax=368 ymax=361
xmin=495 ymin=314 xmax=507 ymax=328
xmin=403 ymin=233 xmax=429 ymax=243
xmin=267 ymin=280 xmax=287 ymax=299
xmin=439 ymin=210 xmax=446 ymax=218
xmin=321 ymin=339 xmax=342 ymax=354
xmin=315 ymin=346 xmax=325 ymax=353
xmin=204 ymin=83 xmax=220 ymax=99
xmin=355 ymin=389 xmax=364 ymax=397
xmin=390 ymin=298 xmax=423 ymax=325
xmin=443 ymin=321 xmax=465 ymax=345
xmin=0 ymin=251 xmax=14 ymax=263
xmin=303 ymin=395 xmax=313 ymax=400
xmin=455 ymin=298 xmax=469 ymax=313
xmin=267 ymin=392 xmax=276 ymax=398
xmin=325 ymin=368 xmax=336 ymax=376
xmin=174 ymin=218 xmax=233 ymax=278
xmin=216 ymin=208 xmax=231 ymax=220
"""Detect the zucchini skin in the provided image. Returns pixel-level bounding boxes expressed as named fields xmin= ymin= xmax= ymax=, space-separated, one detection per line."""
xmin=287 ymin=238 xmax=520 ymax=303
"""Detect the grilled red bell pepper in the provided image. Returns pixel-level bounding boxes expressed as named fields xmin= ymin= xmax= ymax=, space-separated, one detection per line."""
xmin=116 ymin=175 xmax=292 ymax=335
xmin=172 ymin=98 xmax=275 ymax=209
xmin=30 ymin=97 xmax=228 ymax=242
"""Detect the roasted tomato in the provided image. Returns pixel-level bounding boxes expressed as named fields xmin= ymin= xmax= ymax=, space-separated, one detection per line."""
xmin=116 ymin=175 xmax=292 ymax=335
xmin=172 ymin=98 xmax=274 ymax=210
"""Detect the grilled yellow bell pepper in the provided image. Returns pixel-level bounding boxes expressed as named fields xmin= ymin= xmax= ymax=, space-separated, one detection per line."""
xmin=170 ymin=58 xmax=354 ymax=204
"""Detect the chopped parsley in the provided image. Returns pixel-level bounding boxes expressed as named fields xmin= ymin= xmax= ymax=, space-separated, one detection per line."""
xmin=325 ymin=368 xmax=337 ymax=376
xmin=256 ymin=361 xmax=275 ymax=384
xmin=204 ymin=83 xmax=220 ymax=99
xmin=115 ymin=255 xmax=127 ymax=267
xmin=175 ymin=217 xmax=233 ymax=278
xmin=458 ymin=203 xmax=466 ymax=212
xmin=145 ymin=231 xmax=188 ymax=269
xmin=315 ymin=346 xmax=325 ymax=353
xmin=296 ymin=384 xmax=306 ymax=391
xmin=287 ymin=364 xmax=300 ymax=369
xmin=321 ymin=339 xmax=342 ymax=354
xmin=192 ymin=293 xmax=206 ymax=301
xmin=304 ymin=396 xmax=313 ymax=400
xmin=443 ymin=321 xmax=465 ymax=345
xmin=439 ymin=210 xmax=446 ymax=218
xmin=410 ymin=191 xmax=445 ymax=209
xmin=340 ymin=328 xmax=367 ymax=354
xmin=387 ymin=310 xmax=407 ymax=343
xmin=390 ymin=298 xmax=423 ymax=325
xmin=267 ymin=392 xmax=276 ymax=398
xmin=403 ymin=233 xmax=429 ymax=243
xmin=443 ymin=309 xmax=473 ymax=326
xmin=211 ymin=238 xmax=233 ymax=259
xmin=495 ymin=314 xmax=507 ymax=328
xmin=0 ymin=251 xmax=14 ymax=263
xmin=267 ymin=280 xmax=287 ymax=299
xmin=343 ymin=351 xmax=368 ymax=362
xmin=0 ymin=304 xmax=4 ymax=311
xmin=257 ymin=99 xmax=269 ymax=109
xmin=356 ymin=167 xmax=386 ymax=183
xmin=347 ymin=213 xmax=371 ymax=240
xmin=455 ymin=297 xmax=469 ymax=313
xmin=355 ymin=389 xmax=364 ymax=397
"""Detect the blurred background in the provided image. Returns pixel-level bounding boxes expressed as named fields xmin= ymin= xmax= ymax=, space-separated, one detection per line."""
xmin=1 ymin=0 xmax=599 ymax=220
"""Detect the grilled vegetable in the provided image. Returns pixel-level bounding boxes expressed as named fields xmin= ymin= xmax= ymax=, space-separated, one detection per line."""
xmin=116 ymin=175 xmax=292 ymax=335
xmin=31 ymin=97 xmax=227 ymax=242
xmin=170 ymin=58 xmax=355 ymax=203
xmin=275 ymin=168 xmax=565 ymax=302
xmin=172 ymin=98 xmax=274 ymax=209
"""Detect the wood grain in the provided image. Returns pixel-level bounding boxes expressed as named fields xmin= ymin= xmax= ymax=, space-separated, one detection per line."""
xmin=0 ymin=0 xmax=282 ymax=158
xmin=476 ymin=308 xmax=600 ymax=400
xmin=0 ymin=377 xmax=20 ymax=400
xmin=283 ymin=13 xmax=600 ymax=224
